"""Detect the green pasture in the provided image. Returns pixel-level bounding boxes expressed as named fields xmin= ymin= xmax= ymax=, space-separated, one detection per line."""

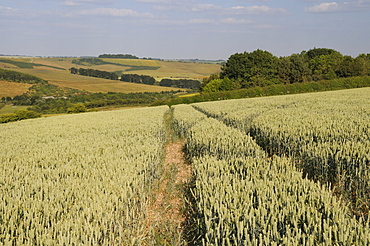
xmin=0 ymin=105 xmax=29 ymax=115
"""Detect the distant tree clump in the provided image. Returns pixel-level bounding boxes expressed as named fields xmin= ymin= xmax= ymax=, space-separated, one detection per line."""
xmin=72 ymin=58 xmax=110 ymax=66
xmin=120 ymin=74 xmax=155 ymax=85
xmin=70 ymin=67 xmax=157 ymax=85
xmin=67 ymin=103 xmax=87 ymax=114
xmin=201 ymin=48 xmax=370 ymax=92
xmin=98 ymin=54 xmax=139 ymax=59
xmin=0 ymin=68 xmax=47 ymax=84
xmin=0 ymin=109 xmax=41 ymax=124
xmin=70 ymin=67 xmax=119 ymax=80
xmin=159 ymin=78 xmax=201 ymax=90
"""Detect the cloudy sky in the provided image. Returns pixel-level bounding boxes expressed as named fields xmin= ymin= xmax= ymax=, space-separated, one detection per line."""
xmin=1 ymin=0 xmax=369 ymax=59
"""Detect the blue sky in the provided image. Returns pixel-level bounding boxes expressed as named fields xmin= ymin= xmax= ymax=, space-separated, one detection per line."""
xmin=1 ymin=0 xmax=369 ymax=59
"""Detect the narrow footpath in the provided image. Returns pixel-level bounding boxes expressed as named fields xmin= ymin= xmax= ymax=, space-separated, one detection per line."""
xmin=146 ymin=112 xmax=192 ymax=245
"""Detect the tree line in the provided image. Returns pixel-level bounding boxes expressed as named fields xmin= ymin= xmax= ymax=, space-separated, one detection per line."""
xmin=98 ymin=54 xmax=139 ymax=59
xmin=0 ymin=68 xmax=47 ymax=84
xmin=69 ymin=67 xmax=200 ymax=89
xmin=0 ymin=109 xmax=41 ymax=123
xmin=70 ymin=67 xmax=156 ymax=85
xmin=202 ymin=48 xmax=370 ymax=92
xmin=72 ymin=58 xmax=112 ymax=66
xmin=70 ymin=67 xmax=119 ymax=80
xmin=159 ymin=79 xmax=200 ymax=89
xmin=120 ymin=74 xmax=155 ymax=85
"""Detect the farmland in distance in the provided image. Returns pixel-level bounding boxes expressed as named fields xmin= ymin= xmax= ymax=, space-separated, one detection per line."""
xmin=0 ymin=57 xmax=221 ymax=94
xmin=0 ymin=81 xmax=32 ymax=98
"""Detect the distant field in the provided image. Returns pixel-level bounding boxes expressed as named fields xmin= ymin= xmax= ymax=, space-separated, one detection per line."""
xmin=1 ymin=57 xmax=220 ymax=94
xmin=0 ymin=105 xmax=29 ymax=115
xmin=134 ymin=60 xmax=220 ymax=78
xmin=0 ymin=81 xmax=32 ymax=97
xmin=11 ymin=68 xmax=180 ymax=93
xmin=23 ymin=57 xmax=221 ymax=78
xmin=101 ymin=58 xmax=160 ymax=67
xmin=7 ymin=57 xmax=220 ymax=78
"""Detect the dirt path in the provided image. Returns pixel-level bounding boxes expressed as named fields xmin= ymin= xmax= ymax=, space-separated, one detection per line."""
xmin=146 ymin=139 xmax=192 ymax=245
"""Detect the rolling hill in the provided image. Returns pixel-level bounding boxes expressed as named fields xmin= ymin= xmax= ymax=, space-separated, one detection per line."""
xmin=0 ymin=57 xmax=220 ymax=95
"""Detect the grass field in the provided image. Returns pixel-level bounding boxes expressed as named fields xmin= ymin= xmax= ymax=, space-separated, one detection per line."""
xmin=101 ymin=58 xmax=160 ymax=67
xmin=2 ymin=88 xmax=369 ymax=244
xmin=0 ymin=81 xmax=32 ymax=97
xmin=6 ymin=68 xmax=181 ymax=94
xmin=0 ymin=105 xmax=29 ymax=115
xmin=134 ymin=60 xmax=220 ymax=78
xmin=178 ymin=92 xmax=200 ymax=97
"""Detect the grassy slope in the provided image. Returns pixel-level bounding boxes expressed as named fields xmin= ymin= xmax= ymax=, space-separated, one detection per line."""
xmin=100 ymin=58 xmax=221 ymax=79
xmin=0 ymin=105 xmax=29 ymax=115
xmin=0 ymin=81 xmax=32 ymax=97
xmin=18 ymin=57 xmax=221 ymax=78
xmin=11 ymin=68 xmax=180 ymax=93
xmin=0 ymin=58 xmax=220 ymax=95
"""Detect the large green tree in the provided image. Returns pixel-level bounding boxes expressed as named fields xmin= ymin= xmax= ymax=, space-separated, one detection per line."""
xmin=278 ymin=54 xmax=311 ymax=84
xmin=201 ymin=48 xmax=370 ymax=93
xmin=220 ymin=49 xmax=279 ymax=88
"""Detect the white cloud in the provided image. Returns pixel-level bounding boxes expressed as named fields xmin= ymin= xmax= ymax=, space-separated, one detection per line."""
xmin=0 ymin=6 xmax=14 ymax=11
xmin=306 ymin=0 xmax=370 ymax=12
xmin=306 ymin=2 xmax=339 ymax=12
xmin=186 ymin=4 xmax=287 ymax=15
xmin=144 ymin=2 xmax=287 ymax=15
xmin=228 ymin=5 xmax=288 ymax=14
xmin=191 ymin=4 xmax=222 ymax=12
xmin=0 ymin=5 xmax=51 ymax=18
xmin=0 ymin=5 xmax=18 ymax=15
xmin=220 ymin=18 xmax=254 ymax=24
xmin=75 ymin=8 xmax=154 ymax=18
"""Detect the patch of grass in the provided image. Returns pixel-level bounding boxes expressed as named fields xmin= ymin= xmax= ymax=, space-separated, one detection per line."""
xmin=0 ymin=81 xmax=32 ymax=97
xmin=101 ymin=58 xmax=161 ymax=67
xmin=125 ymin=66 xmax=161 ymax=72
xmin=72 ymin=58 xmax=112 ymax=66
xmin=178 ymin=93 xmax=200 ymax=98
xmin=0 ymin=105 xmax=30 ymax=115
xmin=136 ymin=60 xmax=221 ymax=78
xmin=73 ymin=58 xmax=161 ymax=72
xmin=0 ymin=59 xmax=65 ymax=70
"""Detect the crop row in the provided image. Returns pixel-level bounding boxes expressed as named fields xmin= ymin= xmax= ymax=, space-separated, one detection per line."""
xmin=172 ymin=103 xmax=370 ymax=245
xmin=0 ymin=106 xmax=168 ymax=245
xmin=192 ymin=87 xmax=370 ymax=215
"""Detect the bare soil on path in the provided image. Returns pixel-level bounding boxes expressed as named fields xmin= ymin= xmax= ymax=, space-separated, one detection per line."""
xmin=146 ymin=139 xmax=192 ymax=245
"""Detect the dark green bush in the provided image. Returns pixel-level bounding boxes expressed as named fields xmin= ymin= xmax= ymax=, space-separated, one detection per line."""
xmin=0 ymin=109 xmax=41 ymax=123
